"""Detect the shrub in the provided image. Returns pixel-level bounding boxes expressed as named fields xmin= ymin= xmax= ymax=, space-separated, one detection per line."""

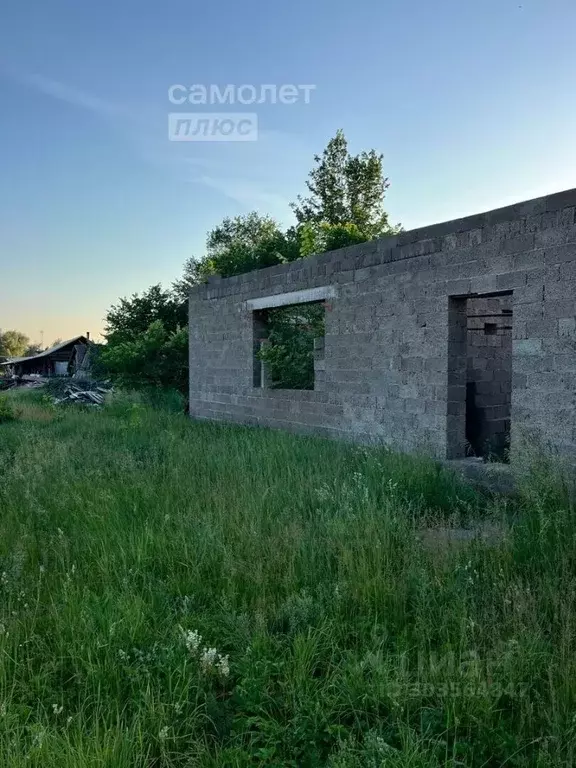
xmin=0 ymin=396 xmax=20 ymax=423
xmin=99 ymin=321 xmax=188 ymax=395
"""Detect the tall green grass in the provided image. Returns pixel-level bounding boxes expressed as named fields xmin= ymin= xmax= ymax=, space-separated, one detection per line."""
xmin=0 ymin=393 xmax=574 ymax=766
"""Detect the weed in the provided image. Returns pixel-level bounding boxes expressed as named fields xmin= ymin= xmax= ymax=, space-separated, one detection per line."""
xmin=0 ymin=395 xmax=20 ymax=423
xmin=0 ymin=399 xmax=574 ymax=765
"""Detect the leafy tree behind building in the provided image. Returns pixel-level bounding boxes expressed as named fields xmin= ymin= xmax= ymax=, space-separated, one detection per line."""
xmin=0 ymin=330 xmax=30 ymax=358
xmin=99 ymin=286 xmax=188 ymax=393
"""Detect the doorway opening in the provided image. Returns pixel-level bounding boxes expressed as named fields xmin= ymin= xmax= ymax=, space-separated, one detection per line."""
xmin=447 ymin=292 xmax=513 ymax=461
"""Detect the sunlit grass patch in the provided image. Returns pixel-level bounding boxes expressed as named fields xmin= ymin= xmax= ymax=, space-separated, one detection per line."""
xmin=14 ymin=400 xmax=58 ymax=423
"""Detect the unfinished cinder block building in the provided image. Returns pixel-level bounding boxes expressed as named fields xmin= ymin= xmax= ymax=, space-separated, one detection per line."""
xmin=189 ymin=189 xmax=576 ymax=462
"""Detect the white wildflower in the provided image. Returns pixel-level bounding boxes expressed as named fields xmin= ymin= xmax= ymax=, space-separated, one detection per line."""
xmin=374 ymin=735 xmax=388 ymax=752
xmin=216 ymin=653 xmax=230 ymax=678
xmin=182 ymin=628 xmax=202 ymax=655
xmin=200 ymin=647 xmax=218 ymax=673
xmin=32 ymin=726 xmax=46 ymax=748
xmin=365 ymin=730 xmax=397 ymax=755
xmin=159 ymin=726 xmax=169 ymax=740
xmin=315 ymin=483 xmax=332 ymax=503
xmin=179 ymin=595 xmax=194 ymax=613
xmin=52 ymin=703 xmax=63 ymax=715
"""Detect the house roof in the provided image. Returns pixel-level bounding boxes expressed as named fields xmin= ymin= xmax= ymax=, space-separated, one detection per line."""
xmin=0 ymin=336 xmax=88 ymax=366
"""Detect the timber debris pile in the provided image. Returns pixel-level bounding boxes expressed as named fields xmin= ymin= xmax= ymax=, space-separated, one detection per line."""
xmin=0 ymin=376 xmax=114 ymax=407
xmin=52 ymin=383 xmax=112 ymax=407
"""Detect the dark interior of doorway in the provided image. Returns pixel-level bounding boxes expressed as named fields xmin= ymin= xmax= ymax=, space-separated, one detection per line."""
xmin=465 ymin=295 xmax=513 ymax=460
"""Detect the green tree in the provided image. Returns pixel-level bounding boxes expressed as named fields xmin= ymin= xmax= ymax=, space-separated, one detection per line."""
xmin=172 ymin=258 xmax=208 ymax=301
xmin=297 ymin=221 xmax=368 ymax=258
xmin=292 ymin=128 xmax=399 ymax=240
xmin=100 ymin=286 xmax=188 ymax=396
xmin=258 ymin=304 xmax=325 ymax=390
xmin=174 ymin=213 xmax=300 ymax=293
xmin=0 ymin=330 xmax=30 ymax=358
xmin=100 ymin=320 xmax=188 ymax=393
xmin=176 ymin=131 xmax=399 ymax=292
xmin=23 ymin=343 xmax=43 ymax=357
xmin=105 ymin=285 xmax=187 ymax=346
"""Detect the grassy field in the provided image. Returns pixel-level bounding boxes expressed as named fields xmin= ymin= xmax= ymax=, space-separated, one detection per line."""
xmin=0 ymin=391 xmax=575 ymax=766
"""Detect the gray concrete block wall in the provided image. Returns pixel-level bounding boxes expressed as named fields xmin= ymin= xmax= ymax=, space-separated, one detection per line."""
xmin=189 ymin=189 xmax=576 ymax=461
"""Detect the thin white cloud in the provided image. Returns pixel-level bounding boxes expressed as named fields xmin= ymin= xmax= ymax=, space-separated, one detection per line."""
xmin=22 ymin=74 xmax=129 ymax=120
xmin=182 ymin=128 xmax=311 ymax=218
xmin=17 ymin=73 xmax=188 ymax=175
xmin=196 ymin=175 xmax=292 ymax=217
xmin=14 ymin=73 xmax=310 ymax=216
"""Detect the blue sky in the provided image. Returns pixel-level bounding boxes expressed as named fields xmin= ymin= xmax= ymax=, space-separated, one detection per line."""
xmin=1 ymin=0 xmax=575 ymax=343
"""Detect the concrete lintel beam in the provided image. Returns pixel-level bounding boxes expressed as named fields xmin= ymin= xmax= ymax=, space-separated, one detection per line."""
xmin=245 ymin=286 xmax=338 ymax=311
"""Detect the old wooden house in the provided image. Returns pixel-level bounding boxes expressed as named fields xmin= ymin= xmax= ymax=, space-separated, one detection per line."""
xmin=0 ymin=335 xmax=92 ymax=378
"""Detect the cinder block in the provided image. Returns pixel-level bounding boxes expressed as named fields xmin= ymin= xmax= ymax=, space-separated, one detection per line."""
xmin=513 ymin=339 xmax=543 ymax=355
xmin=501 ymin=233 xmax=536 ymax=254
xmin=535 ymin=225 xmax=576 ymax=248
xmin=470 ymin=274 xmax=501 ymax=294
xmin=559 ymin=318 xmax=576 ymax=338
xmin=545 ymin=189 xmax=576 ymax=212
xmin=545 ymin=244 xmax=576 ymax=264
xmin=496 ymin=272 xmax=527 ymax=290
